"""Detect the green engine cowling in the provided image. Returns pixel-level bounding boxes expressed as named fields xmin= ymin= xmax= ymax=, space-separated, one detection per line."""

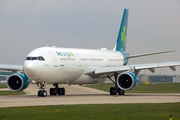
xmin=7 ymin=73 xmax=31 ymax=92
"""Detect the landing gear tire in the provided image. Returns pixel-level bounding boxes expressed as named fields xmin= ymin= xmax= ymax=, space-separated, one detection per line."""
xmin=62 ymin=88 xmax=65 ymax=95
xmin=42 ymin=90 xmax=47 ymax=97
xmin=117 ymin=88 xmax=121 ymax=95
xmin=58 ymin=88 xmax=62 ymax=95
xmin=37 ymin=82 xmax=47 ymax=97
xmin=121 ymin=90 xmax=125 ymax=95
xmin=38 ymin=90 xmax=41 ymax=96
xmin=108 ymin=73 xmax=125 ymax=96
xmin=57 ymin=88 xmax=65 ymax=95
xmin=50 ymin=88 xmax=56 ymax=95
xmin=110 ymin=87 xmax=116 ymax=95
xmin=110 ymin=87 xmax=125 ymax=95
xmin=50 ymin=88 xmax=53 ymax=95
xmin=38 ymin=90 xmax=47 ymax=97
xmin=49 ymin=83 xmax=66 ymax=96
xmin=117 ymin=88 xmax=125 ymax=95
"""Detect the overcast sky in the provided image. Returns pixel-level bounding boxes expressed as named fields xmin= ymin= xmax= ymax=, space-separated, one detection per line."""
xmin=0 ymin=0 xmax=180 ymax=75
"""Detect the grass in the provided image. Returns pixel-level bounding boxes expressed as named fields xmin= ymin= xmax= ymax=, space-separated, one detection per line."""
xmin=0 ymin=83 xmax=7 ymax=88
xmin=0 ymin=103 xmax=180 ymax=120
xmin=0 ymin=83 xmax=179 ymax=119
xmin=85 ymin=83 xmax=180 ymax=93
xmin=0 ymin=83 xmax=24 ymax=95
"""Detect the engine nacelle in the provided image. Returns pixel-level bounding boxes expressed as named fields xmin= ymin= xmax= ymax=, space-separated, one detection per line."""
xmin=117 ymin=71 xmax=139 ymax=91
xmin=7 ymin=73 xmax=31 ymax=92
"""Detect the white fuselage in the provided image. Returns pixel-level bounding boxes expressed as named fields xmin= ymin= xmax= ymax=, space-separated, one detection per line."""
xmin=23 ymin=47 xmax=124 ymax=84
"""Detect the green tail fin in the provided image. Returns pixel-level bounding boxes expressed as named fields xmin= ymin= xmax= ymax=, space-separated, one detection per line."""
xmin=114 ymin=9 xmax=129 ymax=51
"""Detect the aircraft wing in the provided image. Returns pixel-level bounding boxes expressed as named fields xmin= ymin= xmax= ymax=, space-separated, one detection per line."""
xmin=84 ymin=61 xmax=180 ymax=77
xmin=0 ymin=64 xmax=23 ymax=72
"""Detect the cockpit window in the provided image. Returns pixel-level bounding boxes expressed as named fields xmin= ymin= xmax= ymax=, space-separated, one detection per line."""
xmin=26 ymin=56 xmax=45 ymax=61
xmin=26 ymin=57 xmax=31 ymax=60
xmin=38 ymin=56 xmax=45 ymax=61
xmin=31 ymin=57 xmax=38 ymax=60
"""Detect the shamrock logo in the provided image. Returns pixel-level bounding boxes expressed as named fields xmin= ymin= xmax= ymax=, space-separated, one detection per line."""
xmin=121 ymin=26 xmax=126 ymax=47
xmin=70 ymin=51 xmax=74 ymax=57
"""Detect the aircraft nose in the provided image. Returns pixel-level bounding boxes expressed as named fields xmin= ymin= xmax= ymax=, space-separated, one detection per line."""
xmin=23 ymin=61 xmax=35 ymax=76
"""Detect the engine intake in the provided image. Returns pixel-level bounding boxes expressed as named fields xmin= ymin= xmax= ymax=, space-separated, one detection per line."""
xmin=7 ymin=73 xmax=31 ymax=92
xmin=117 ymin=71 xmax=139 ymax=91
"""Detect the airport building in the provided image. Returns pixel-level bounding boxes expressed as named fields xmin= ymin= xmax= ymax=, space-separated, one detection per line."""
xmin=0 ymin=71 xmax=14 ymax=83
xmin=138 ymin=74 xmax=180 ymax=83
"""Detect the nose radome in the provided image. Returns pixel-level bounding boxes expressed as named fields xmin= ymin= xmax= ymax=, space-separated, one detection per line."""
xmin=23 ymin=62 xmax=35 ymax=76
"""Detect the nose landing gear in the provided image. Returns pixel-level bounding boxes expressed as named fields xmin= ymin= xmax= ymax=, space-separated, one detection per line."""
xmin=37 ymin=82 xmax=47 ymax=97
xmin=38 ymin=90 xmax=47 ymax=97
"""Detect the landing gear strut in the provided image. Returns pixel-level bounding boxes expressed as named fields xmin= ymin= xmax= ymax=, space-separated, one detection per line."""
xmin=37 ymin=82 xmax=47 ymax=97
xmin=50 ymin=83 xmax=65 ymax=96
xmin=108 ymin=73 xmax=125 ymax=95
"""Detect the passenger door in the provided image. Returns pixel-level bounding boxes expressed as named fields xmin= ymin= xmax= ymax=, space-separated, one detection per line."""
xmin=49 ymin=52 xmax=58 ymax=67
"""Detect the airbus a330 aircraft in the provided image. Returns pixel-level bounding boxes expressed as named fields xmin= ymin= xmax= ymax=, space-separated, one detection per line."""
xmin=1 ymin=9 xmax=180 ymax=97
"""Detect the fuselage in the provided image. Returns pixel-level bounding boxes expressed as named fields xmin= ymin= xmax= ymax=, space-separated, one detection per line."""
xmin=23 ymin=47 xmax=125 ymax=84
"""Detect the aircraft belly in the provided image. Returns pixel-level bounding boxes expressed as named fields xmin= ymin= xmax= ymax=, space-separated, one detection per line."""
xmin=42 ymin=67 xmax=83 ymax=84
xmin=71 ymin=74 xmax=106 ymax=84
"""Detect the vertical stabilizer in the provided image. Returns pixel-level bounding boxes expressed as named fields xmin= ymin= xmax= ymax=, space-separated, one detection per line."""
xmin=114 ymin=9 xmax=129 ymax=51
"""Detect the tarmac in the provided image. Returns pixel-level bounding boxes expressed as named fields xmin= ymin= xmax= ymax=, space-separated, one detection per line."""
xmin=0 ymin=84 xmax=180 ymax=108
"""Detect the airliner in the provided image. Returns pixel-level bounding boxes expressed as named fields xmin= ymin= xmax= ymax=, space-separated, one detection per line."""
xmin=1 ymin=9 xmax=180 ymax=97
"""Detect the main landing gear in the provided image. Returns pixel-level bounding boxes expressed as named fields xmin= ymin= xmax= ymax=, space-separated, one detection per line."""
xmin=110 ymin=87 xmax=125 ymax=95
xmin=108 ymin=73 xmax=125 ymax=95
xmin=50 ymin=83 xmax=65 ymax=96
xmin=37 ymin=82 xmax=47 ymax=97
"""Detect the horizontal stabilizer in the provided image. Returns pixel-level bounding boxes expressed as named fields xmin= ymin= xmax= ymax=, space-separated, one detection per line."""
xmin=128 ymin=50 xmax=176 ymax=58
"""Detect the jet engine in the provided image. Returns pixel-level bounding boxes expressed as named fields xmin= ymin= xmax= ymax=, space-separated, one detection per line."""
xmin=117 ymin=71 xmax=139 ymax=91
xmin=7 ymin=73 xmax=31 ymax=92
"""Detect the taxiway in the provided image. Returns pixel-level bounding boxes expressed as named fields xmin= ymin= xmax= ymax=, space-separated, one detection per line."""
xmin=0 ymin=84 xmax=180 ymax=108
